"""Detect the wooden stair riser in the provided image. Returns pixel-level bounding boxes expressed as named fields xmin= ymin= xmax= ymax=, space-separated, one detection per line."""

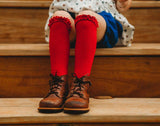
xmin=3 ymin=123 xmax=159 ymax=125
xmin=0 ymin=56 xmax=159 ymax=98
xmin=0 ymin=7 xmax=160 ymax=43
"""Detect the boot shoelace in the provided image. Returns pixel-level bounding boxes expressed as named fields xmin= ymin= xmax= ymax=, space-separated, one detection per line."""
xmin=44 ymin=72 xmax=64 ymax=98
xmin=69 ymin=73 xmax=92 ymax=98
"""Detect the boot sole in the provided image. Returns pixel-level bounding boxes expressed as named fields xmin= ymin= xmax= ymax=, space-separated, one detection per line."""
xmin=64 ymin=107 xmax=89 ymax=114
xmin=38 ymin=107 xmax=63 ymax=113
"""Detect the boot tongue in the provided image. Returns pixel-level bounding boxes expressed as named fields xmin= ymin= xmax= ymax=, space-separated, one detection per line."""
xmin=69 ymin=84 xmax=83 ymax=98
xmin=69 ymin=75 xmax=91 ymax=98
xmin=47 ymin=93 xmax=57 ymax=98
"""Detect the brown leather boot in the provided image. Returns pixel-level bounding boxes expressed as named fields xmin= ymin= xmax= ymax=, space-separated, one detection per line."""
xmin=38 ymin=72 xmax=68 ymax=112
xmin=64 ymin=73 xmax=92 ymax=113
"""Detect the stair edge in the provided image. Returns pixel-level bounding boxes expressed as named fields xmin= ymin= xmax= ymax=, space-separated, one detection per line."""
xmin=0 ymin=43 xmax=160 ymax=56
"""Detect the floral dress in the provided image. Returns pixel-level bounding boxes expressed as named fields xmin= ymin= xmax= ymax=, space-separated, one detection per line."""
xmin=44 ymin=0 xmax=135 ymax=47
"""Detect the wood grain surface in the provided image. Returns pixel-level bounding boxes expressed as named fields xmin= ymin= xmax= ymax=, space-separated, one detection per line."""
xmin=0 ymin=56 xmax=159 ymax=98
xmin=1 ymin=124 xmax=160 ymax=126
xmin=0 ymin=43 xmax=159 ymax=56
xmin=0 ymin=8 xmax=47 ymax=44
xmin=1 ymin=98 xmax=160 ymax=124
xmin=0 ymin=1 xmax=160 ymax=7
xmin=123 ymin=9 xmax=160 ymax=43
xmin=0 ymin=2 xmax=159 ymax=43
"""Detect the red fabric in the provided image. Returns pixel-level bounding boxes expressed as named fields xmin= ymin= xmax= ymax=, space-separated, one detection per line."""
xmin=48 ymin=16 xmax=71 ymax=76
xmin=74 ymin=15 xmax=98 ymax=78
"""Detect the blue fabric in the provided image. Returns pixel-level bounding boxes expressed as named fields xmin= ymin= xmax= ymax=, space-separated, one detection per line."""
xmin=97 ymin=11 xmax=123 ymax=48
xmin=69 ymin=11 xmax=123 ymax=48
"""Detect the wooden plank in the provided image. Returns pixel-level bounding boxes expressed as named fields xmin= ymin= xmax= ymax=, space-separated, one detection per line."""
xmin=123 ymin=9 xmax=160 ymax=43
xmin=131 ymin=1 xmax=160 ymax=8
xmin=2 ymin=124 xmax=160 ymax=126
xmin=0 ymin=43 xmax=160 ymax=56
xmin=0 ymin=8 xmax=48 ymax=44
xmin=0 ymin=8 xmax=159 ymax=44
xmin=0 ymin=1 xmax=52 ymax=8
xmin=0 ymin=56 xmax=159 ymax=98
xmin=0 ymin=1 xmax=160 ymax=8
xmin=0 ymin=0 xmax=53 ymax=2
xmin=0 ymin=124 xmax=50 ymax=126
xmin=1 ymin=98 xmax=160 ymax=124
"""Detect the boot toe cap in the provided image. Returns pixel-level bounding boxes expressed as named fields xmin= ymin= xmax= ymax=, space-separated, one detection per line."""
xmin=39 ymin=98 xmax=62 ymax=108
xmin=64 ymin=97 xmax=88 ymax=108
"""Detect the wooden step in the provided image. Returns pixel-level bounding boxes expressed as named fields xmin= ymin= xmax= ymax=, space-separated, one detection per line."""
xmin=1 ymin=98 xmax=160 ymax=125
xmin=0 ymin=1 xmax=160 ymax=8
xmin=0 ymin=1 xmax=160 ymax=44
xmin=0 ymin=43 xmax=160 ymax=56
xmin=0 ymin=43 xmax=159 ymax=98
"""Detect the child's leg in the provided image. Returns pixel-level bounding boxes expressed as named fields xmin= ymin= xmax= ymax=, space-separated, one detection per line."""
xmin=74 ymin=10 xmax=107 ymax=78
xmin=49 ymin=11 xmax=76 ymax=76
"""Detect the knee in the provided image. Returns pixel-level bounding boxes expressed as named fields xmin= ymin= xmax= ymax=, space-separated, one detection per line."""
xmin=75 ymin=10 xmax=98 ymax=28
xmin=48 ymin=11 xmax=73 ymax=31
xmin=52 ymin=10 xmax=72 ymax=19
xmin=77 ymin=10 xmax=95 ymax=16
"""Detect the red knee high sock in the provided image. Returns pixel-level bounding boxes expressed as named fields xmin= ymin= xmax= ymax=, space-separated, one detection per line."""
xmin=74 ymin=15 xmax=98 ymax=78
xmin=48 ymin=16 xmax=71 ymax=76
